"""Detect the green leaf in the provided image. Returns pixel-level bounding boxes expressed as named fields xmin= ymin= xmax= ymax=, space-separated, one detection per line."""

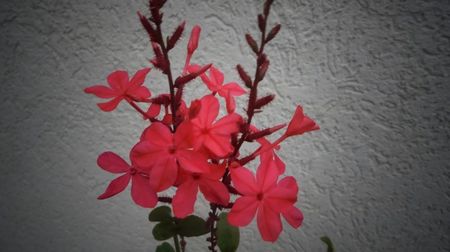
xmin=156 ymin=242 xmax=175 ymax=252
xmin=153 ymin=221 xmax=176 ymax=241
xmin=177 ymin=215 xmax=209 ymax=237
xmin=217 ymin=213 xmax=239 ymax=252
xmin=149 ymin=206 xmax=172 ymax=222
xmin=320 ymin=236 xmax=335 ymax=252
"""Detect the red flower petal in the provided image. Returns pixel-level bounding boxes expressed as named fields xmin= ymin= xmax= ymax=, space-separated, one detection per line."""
xmin=256 ymin=156 xmax=279 ymax=192
xmin=211 ymin=113 xmax=241 ymax=135
xmin=107 ymin=70 xmax=129 ymax=92
xmin=172 ymin=179 xmax=199 ymax=218
xmin=176 ymin=150 xmax=210 ymax=173
xmin=230 ymin=167 xmax=258 ymax=195
xmin=209 ymin=66 xmax=224 ymax=86
xmin=131 ymin=173 xmax=158 ymax=208
xmin=84 ymin=85 xmax=117 ymax=98
xmin=97 ymin=96 xmax=123 ymax=112
xmin=228 ymin=196 xmax=259 ymax=227
xmin=127 ymin=86 xmax=151 ymax=101
xmin=257 ymin=203 xmax=282 ymax=242
xmin=148 ymin=157 xmax=178 ymax=192
xmin=97 ymin=174 xmax=131 ymax=200
xmin=193 ymin=95 xmax=219 ymax=126
xmin=199 ymin=179 xmax=230 ymax=206
xmin=130 ymin=141 xmax=164 ymax=168
xmin=282 ymin=206 xmax=303 ymax=228
xmin=141 ymin=122 xmax=172 ymax=144
xmin=97 ymin=152 xmax=131 ymax=173
xmin=203 ymin=134 xmax=233 ymax=157
xmin=128 ymin=68 xmax=151 ymax=89
xmin=221 ymin=82 xmax=246 ymax=96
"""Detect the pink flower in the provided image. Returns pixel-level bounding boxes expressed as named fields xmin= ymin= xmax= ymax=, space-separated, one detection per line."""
xmin=172 ymin=164 xmax=230 ymax=218
xmin=190 ymin=95 xmax=242 ymax=157
xmin=84 ymin=68 xmax=152 ymax=111
xmin=228 ymin=157 xmax=303 ymax=242
xmin=96 ymin=151 xmax=157 ymax=208
xmin=284 ymin=105 xmax=319 ymax=137
xmin=131 ymin=122 xmax=210 ymax=192
xmin=188 ymin=65 xmax=246 ymax=113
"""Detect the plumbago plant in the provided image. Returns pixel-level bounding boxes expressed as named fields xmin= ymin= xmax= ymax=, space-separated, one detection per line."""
xmin=85 ymin=0 xmax=321 ymax=251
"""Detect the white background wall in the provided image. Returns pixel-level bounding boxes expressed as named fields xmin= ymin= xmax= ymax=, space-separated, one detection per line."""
xmin=1 ymin=0 xmax=449 ymax=251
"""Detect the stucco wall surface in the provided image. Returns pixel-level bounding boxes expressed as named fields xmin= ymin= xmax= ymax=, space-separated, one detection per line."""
xmin=1 ymin=0 xmax=449 ymax=251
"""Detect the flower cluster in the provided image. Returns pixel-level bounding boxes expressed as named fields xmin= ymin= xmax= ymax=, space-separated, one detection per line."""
xmin=85 ymin=0 xmax=319 ymax=248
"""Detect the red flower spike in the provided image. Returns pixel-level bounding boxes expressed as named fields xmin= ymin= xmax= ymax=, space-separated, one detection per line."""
xmin=228 ymin=159 xmax=300 ymax=242
xmin=190 ymin=95 xmax=242 ymax=157
xmin=172 ymin=164 xmax=229 ymax=218
xmin=84 ymin=68 xmax=152 ymax=112
xmin=188 ymin=65 xmax=246 ymax=113
xmin=131 ymin=122 xmax=210 ymax=192
xmin=96 ymin=152 xmax=157 ymax=208
xmin=284 ymin=105 xmax=320 ymax=138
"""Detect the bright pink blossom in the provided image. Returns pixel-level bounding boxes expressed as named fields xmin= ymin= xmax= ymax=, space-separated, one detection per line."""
xmin=284 ymin=105 xmax=320 ymax=137
xmin=190 ymin=95 xmax=242 ymax=157
xmin=96 ymin=151 xmax=157 ymax=208
xmin=131 ymin=122 xmax=210 ymax=192
xmin=228 ymin=157 xmax=303 ymax=242
xmin=84 ymin=68 xmax=152 ymax=111
xmin=188 ymin=65 xmax=246 ymax=113
xmin=172 ymin=164 xmax=230 ymax=218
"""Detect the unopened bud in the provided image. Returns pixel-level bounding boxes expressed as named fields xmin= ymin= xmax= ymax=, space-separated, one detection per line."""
xmin=254 ymin=94 xmax=275 ymax=109
xmin=187 ymin=25 xmax=201 ymax=55
xmin=245 ymin=34 xmax=259 ymax=54
xmin=266 ymin=24 xmax=281 ymax=43
xmin=258 ymin=14 xmax=265 ymax=32
xmin=236 ymin=64 xmax=253 ymax=88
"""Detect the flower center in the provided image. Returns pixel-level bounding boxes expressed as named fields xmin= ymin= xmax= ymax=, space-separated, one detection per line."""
xmin=192 ymin=173 xmax=201 ymax=180
xmin=168 ymin=145 xmax=177 ymax=154
xmin=201 ymin=127 xmax=209 ymax=135
xmin=130 ymin=168 xmax=137 ymax=175
xmin=256 ymin=192 xmax=264 ymax=201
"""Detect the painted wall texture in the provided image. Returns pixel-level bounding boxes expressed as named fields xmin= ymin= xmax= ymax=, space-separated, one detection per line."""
xmin=1 ymin=0 xmax=449 ymax=251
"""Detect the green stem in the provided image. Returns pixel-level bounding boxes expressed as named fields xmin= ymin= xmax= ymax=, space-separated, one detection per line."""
xmin=173 ymin=235 xmax=181 ymax=252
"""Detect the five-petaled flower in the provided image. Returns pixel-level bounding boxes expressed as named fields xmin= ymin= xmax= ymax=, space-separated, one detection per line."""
xmin=228 ymin=156 xmax=303 ymax=242
xmin=172 ymin=163 xmax=230 ymax=218
xmin=96 ymin=151 xmax=157 ymax=208
xmin=190 ymin=95 xmax=242 ymax=157
xmin=84 ymin=68 xmax=152 ymax=111
xmin=188 ymin=65 xmax=246 ymax=113
xmin=131 ymin=122 xmax=210 ymax=192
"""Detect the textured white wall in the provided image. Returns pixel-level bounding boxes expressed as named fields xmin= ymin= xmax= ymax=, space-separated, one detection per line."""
xmin=1 ymin=0 xmax=449 ymax=251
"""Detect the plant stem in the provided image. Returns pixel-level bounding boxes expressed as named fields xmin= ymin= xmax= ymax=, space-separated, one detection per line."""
xmin=207 ymin=205 xmax=218 ymax=252
xmin=155 ymin=22 xmax=178 ymax=131
xmin=173 ymin=234 xmax=181 ymax=252
xmin=126 ymin=98 xmax=158 ymax=122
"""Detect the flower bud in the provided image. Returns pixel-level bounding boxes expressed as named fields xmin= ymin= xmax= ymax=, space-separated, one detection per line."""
xmin=236 ymin=64 xmax=253 ymax=88
xmin=187 ymin=25 xmax=201 ymax=55
xmin=245 ymin=33 xmax=259 ymax=54
xmin=265 ymin=24 xmax=281 ymax=43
